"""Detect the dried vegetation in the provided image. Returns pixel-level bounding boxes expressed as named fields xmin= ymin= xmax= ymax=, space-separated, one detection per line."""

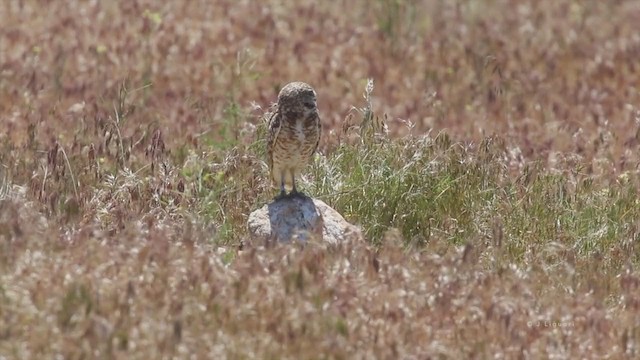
xmin=1 ymin=0 xmax=640 ymax=358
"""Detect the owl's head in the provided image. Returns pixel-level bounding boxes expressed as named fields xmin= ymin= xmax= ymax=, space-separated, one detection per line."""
xmin=277 ymin=82 xmax=318 ymax=119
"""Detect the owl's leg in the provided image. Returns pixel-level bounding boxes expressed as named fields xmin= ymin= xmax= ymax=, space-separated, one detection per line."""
xmin=278 ymin=170 xmax=287 ymax=198
xmin=289 ymin=168 xmax=302 ymax=198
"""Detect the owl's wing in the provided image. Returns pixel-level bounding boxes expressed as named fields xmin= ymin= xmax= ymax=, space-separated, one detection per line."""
xmin=266 ymin=109 xmax=281 ymax=170
xmin=313 ymin=112 xmax=321 ymax=154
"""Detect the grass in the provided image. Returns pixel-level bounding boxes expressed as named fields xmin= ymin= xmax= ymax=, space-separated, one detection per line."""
xmin=2 ymin=0 xmax=640 ymax=358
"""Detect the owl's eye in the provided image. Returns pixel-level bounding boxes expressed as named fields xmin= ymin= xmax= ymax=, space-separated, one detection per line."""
xmin=303 ymin=101 xmax=315 ymax=109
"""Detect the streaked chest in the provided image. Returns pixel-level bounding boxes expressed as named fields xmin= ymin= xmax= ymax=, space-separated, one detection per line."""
xmin=281 ymin=119 xmax=315 ymax=144
xmin=295 ymin=120 xmax=306 ymax=143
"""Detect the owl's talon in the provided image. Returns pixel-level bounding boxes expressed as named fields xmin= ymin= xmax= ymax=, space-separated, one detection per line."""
xmin=290 ymin=190 xmax=307 ymax=199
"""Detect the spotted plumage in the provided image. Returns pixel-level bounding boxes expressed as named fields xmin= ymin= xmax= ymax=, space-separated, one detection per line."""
xmin=266 ymin=82 xmax=321 ymax=198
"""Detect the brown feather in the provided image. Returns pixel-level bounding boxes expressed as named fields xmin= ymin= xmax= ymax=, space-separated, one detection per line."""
xmin=265 ymin=82 xmax=321 ymax=192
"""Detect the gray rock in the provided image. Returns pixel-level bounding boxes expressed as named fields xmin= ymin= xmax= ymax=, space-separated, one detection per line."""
xmin=247 ymin=195 xmax=362 ymax=246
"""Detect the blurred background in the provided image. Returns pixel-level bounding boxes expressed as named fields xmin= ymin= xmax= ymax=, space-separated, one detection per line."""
xmin=1 ymin=0 xmax=639 ymax=167
xmin=2 ymin=3 xmax=640 ymax=357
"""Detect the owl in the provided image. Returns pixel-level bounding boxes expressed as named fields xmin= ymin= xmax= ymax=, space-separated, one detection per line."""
xmin=266 ymin=82 xmax=321 ymax=198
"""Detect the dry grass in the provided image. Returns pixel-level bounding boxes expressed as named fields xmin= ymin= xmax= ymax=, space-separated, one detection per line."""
xmin=1 ymin=0 xmax=640 ymax=358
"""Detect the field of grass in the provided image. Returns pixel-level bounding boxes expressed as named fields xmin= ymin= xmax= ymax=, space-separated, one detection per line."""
xmin=1 ymin=0 xmax=640 ymax=358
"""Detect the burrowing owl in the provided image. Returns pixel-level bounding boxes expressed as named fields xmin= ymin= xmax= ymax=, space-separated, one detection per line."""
xmin=267 ymin=82 xmax=321 ymax=198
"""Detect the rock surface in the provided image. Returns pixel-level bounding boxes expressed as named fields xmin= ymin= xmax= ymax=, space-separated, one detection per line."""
xmin=247 ymin=195 xmax=361 ymax=245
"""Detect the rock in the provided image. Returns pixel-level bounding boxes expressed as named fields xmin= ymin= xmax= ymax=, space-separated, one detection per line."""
xmin=247 ymin=195 xmax=362 ymax=246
